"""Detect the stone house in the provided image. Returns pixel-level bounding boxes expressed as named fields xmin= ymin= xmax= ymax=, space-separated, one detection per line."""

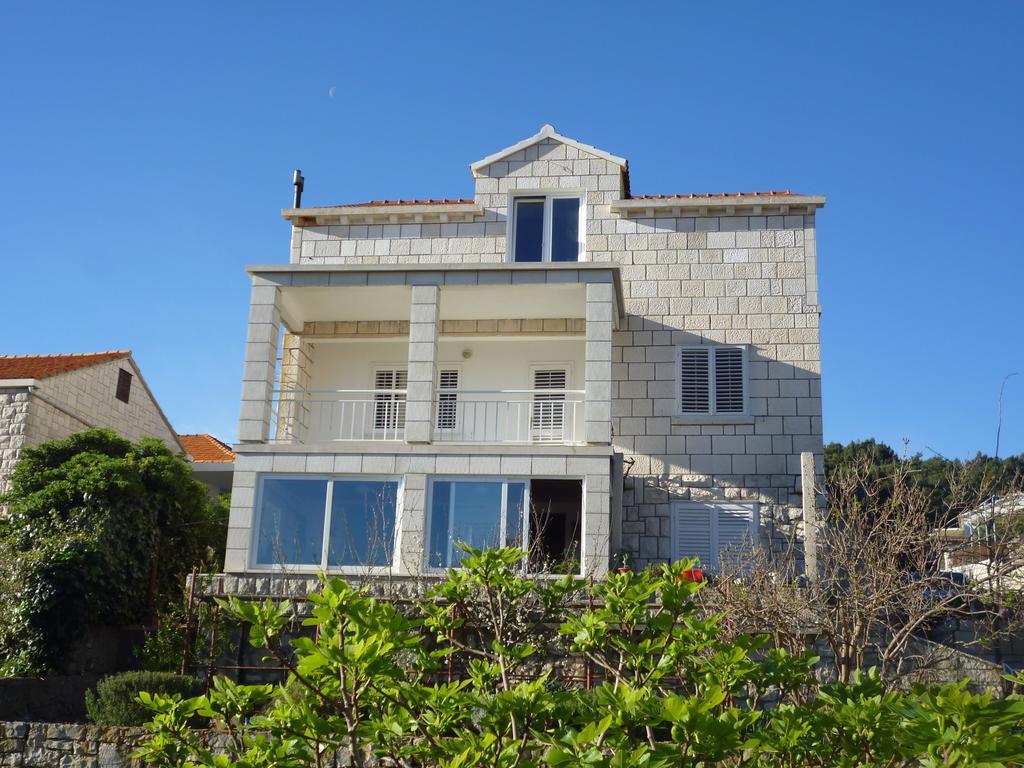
xmin=0 ymin=351 xmax=181 ymax=494
xmin=179 ymin=433 xmax=236 ymax=496
xmin=222 ymin=125 xmax=825 ymax=582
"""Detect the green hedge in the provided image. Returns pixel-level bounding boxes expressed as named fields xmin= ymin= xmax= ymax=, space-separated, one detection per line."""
xmin=85 ymin=671 xmax=204 ymax=726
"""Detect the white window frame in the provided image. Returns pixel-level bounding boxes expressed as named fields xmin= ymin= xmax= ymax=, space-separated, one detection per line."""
xmin=371 ymin=365 xmax=408 ymax=431
xmin=507 ymin=191 xmax=586 ymax=263
xmin=249 ymin=474 xmax=404 ymax=574
xmin=528 ymin=362 xmax=572 ymax=442
xmin=674 ymin=344 xmax=749 ymax=417
xmin=670 ymin=501 xmax=759 ymax=570
xmin=435 ymin=364 xmax=463 ymax=432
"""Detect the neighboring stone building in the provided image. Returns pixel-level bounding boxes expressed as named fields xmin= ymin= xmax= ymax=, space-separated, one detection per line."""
xmin=179 ymin=433 xmax=236 ymax=496
xmin=0 ymin=351 xmax=181 ymax=494
xmin=220 ymin=125 xmax=825 ymax=583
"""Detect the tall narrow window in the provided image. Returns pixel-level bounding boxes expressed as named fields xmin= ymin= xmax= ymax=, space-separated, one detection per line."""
xmin=116 ymin=369 xmax=132 ymax=403
xmin=436 ymin=369 xmax=459 ymax=431
xmin=511 ymin=194 xmax=582 ymax=262
xmin=373 ymin=369 xmax=407 ymax=431
xmin=677 ymin=346 xmax=747 ymax=416
xmin=531 ymin=368 xmax=567 ymax=442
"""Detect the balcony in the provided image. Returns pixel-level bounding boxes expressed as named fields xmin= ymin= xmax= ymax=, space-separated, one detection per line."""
xmin=270 ymin=388 xmax=585 ymax=445
xmin=239 ymin=263 xmax=622 ymax=449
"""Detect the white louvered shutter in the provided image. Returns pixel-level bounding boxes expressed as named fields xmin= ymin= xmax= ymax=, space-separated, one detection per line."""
xmin=673 ymin=505 xmax=714 ymax=567
xmin=679 ymin=348 xmax=711 ymax=414
xmin=716 ymin=505 xmax=755 ymax=568
xmin=373 ymin=369 xmax=407 ymax=430
xmin=713 ymin=347 xmax=745 ymax=414
xmin=532 ymin=369 xmax=567 ymax=441
xmin=436 ymin=369 xmax=459 ymax=431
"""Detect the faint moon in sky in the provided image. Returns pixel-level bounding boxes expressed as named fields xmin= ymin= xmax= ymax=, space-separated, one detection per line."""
xmin=328 ymin=86 xmax=337 ymax=99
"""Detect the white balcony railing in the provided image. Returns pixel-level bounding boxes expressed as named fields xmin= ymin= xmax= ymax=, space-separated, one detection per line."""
xmin=433 ymin=389 xmax=584 ymax=445
xmin=269 ymin=388 xmax=585 ymax=445
xmin=271 ymin=389 xmax=407 ymax=443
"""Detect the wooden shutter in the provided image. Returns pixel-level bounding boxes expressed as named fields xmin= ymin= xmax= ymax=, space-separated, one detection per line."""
xmin=713 ymin=347 xmax=745 ymax=414
xmin=532 ymin=368 xmax=567 ymax=440
xmin=673 ymin=504 xmax=714 ymax=567
xmin=115 ymin=369 xmax=132 ymax=404
xmin=373 ymin=369 xmax=407 ymax=430
xmin=436 ymin=369 xmax=459 ymax=430
xmin=679 ymin=348 xmax=710 ymax=414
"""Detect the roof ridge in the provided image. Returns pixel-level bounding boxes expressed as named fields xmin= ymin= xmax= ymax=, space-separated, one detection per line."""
xmin=0 ymin=349 xmax=131 ymax=360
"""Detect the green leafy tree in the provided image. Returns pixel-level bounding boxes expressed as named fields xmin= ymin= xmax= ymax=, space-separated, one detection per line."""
xmin=0 ymin=429 xmax=226 ymax=676
xmin=136 ymin=547 xmax=1024 ymax=767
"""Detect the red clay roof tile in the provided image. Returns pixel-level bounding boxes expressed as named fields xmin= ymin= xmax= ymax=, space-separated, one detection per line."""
xmin=178 ymin=434 xmax=235 ymax=463
xmin=0 ymin=351 xmax=131 ymax=380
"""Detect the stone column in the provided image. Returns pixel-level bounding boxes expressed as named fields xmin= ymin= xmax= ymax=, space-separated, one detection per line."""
xmin=277 ymin=333 xmax=314 ymax=442
xmin=584 ymin=281 xmax=613 ymax=444
xmin=405 ymin=285 xmax=440 ymax=443
xmin=801 ymin=451 xmax=819 ymax=583
xmin=238 ymin=280 xmax=282 ymax=443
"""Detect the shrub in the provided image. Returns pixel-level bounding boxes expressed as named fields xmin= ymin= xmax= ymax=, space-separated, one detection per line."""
xmin=0 ymin=429 xmax=226 ymax=676
xmin=85 ymin=671 xmax=203 ymax=726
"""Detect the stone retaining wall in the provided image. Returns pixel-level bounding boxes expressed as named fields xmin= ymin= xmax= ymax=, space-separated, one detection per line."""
xmin=0 ymin=721 xmax=153 ymax=768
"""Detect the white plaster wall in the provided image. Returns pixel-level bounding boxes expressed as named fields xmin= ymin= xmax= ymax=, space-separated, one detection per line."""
xmin=307 ymin=338 xmax=585 ymax=393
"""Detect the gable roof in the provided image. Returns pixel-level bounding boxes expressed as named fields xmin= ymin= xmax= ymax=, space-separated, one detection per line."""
xmin=470 ymin=124 xmax=627 ymax=177
xmin=178 ymin=433 xmax=236 ymax=464
xmin=0 ymin=350 xmax=131 ymax=381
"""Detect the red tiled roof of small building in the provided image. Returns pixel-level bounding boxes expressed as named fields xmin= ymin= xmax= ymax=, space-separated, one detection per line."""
xmin=178 ymin=434 xmax=236 ymax=463
xmin=0 ymin=351 xmax=131 ymax=380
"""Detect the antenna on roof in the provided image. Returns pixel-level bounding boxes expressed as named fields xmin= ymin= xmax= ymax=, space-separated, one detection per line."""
xmin=292 ymin=169 xmax=305 ymax=208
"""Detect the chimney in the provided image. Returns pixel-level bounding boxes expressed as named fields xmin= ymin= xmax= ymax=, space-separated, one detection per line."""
xmin=292 ymin=169 xmax=305 ymax=208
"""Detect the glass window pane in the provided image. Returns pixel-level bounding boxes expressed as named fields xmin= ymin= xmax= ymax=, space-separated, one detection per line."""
xmin=506 ymin=482 xmax=526 ymax=551
xmin=256 ymin=478 xmax=327 ymax=566
xmin=327 ymin=480 xmax=397 ymax=567
xmin=450 ymin=482 xmax=504 ymax=565
xmin=428 ymin=481 xmax=453 ymax=568
xmin=551 ymin=197 xmax=580 ymax=262
xmin=513 ymin=199 xmax=544 ymax=262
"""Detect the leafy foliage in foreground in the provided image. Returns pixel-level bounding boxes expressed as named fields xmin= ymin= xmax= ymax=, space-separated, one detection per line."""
xmin=0 ymin=429 xmax=226 ymax=676
xmin=137 ymin=547 xmax=1024 ymax=767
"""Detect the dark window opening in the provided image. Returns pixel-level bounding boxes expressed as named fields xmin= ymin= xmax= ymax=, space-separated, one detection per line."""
xmin=116 ymin=369 xmax=132 ymax=403
xmin=528 ymin=479 xmax=582 ymax=572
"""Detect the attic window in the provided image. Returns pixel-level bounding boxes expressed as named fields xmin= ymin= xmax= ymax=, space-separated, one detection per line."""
xmin=116 ymin=369 xmax=132 ymax=404
xmin=511 ymin=195 xmax=582 ymax=262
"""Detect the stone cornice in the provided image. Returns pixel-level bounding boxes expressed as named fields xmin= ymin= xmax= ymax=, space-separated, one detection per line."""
xmin=282 ymin=202 xmax=483 ymax=226
xmin=611 ymin=195 xmax=826 ymax=218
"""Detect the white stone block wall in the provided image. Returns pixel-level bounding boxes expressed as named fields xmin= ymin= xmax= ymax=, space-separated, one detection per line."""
xmin=267 ymin=135 xmax=823 ymax=572
xmin=0 ymin=388 xmax=30 ymax=495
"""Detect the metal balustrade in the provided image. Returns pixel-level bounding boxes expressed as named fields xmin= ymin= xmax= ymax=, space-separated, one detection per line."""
xmin=271 ymin=389 xmax=407 ymax=443
xmin=269 ymin=388 xmax=584 ymax=445
xmin=433 ymin=389 xmax=584 ymax=444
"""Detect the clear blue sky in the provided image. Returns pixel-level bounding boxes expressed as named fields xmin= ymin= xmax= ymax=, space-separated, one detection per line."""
xmin=2 ymin=2 xmax=1022 ymax=459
